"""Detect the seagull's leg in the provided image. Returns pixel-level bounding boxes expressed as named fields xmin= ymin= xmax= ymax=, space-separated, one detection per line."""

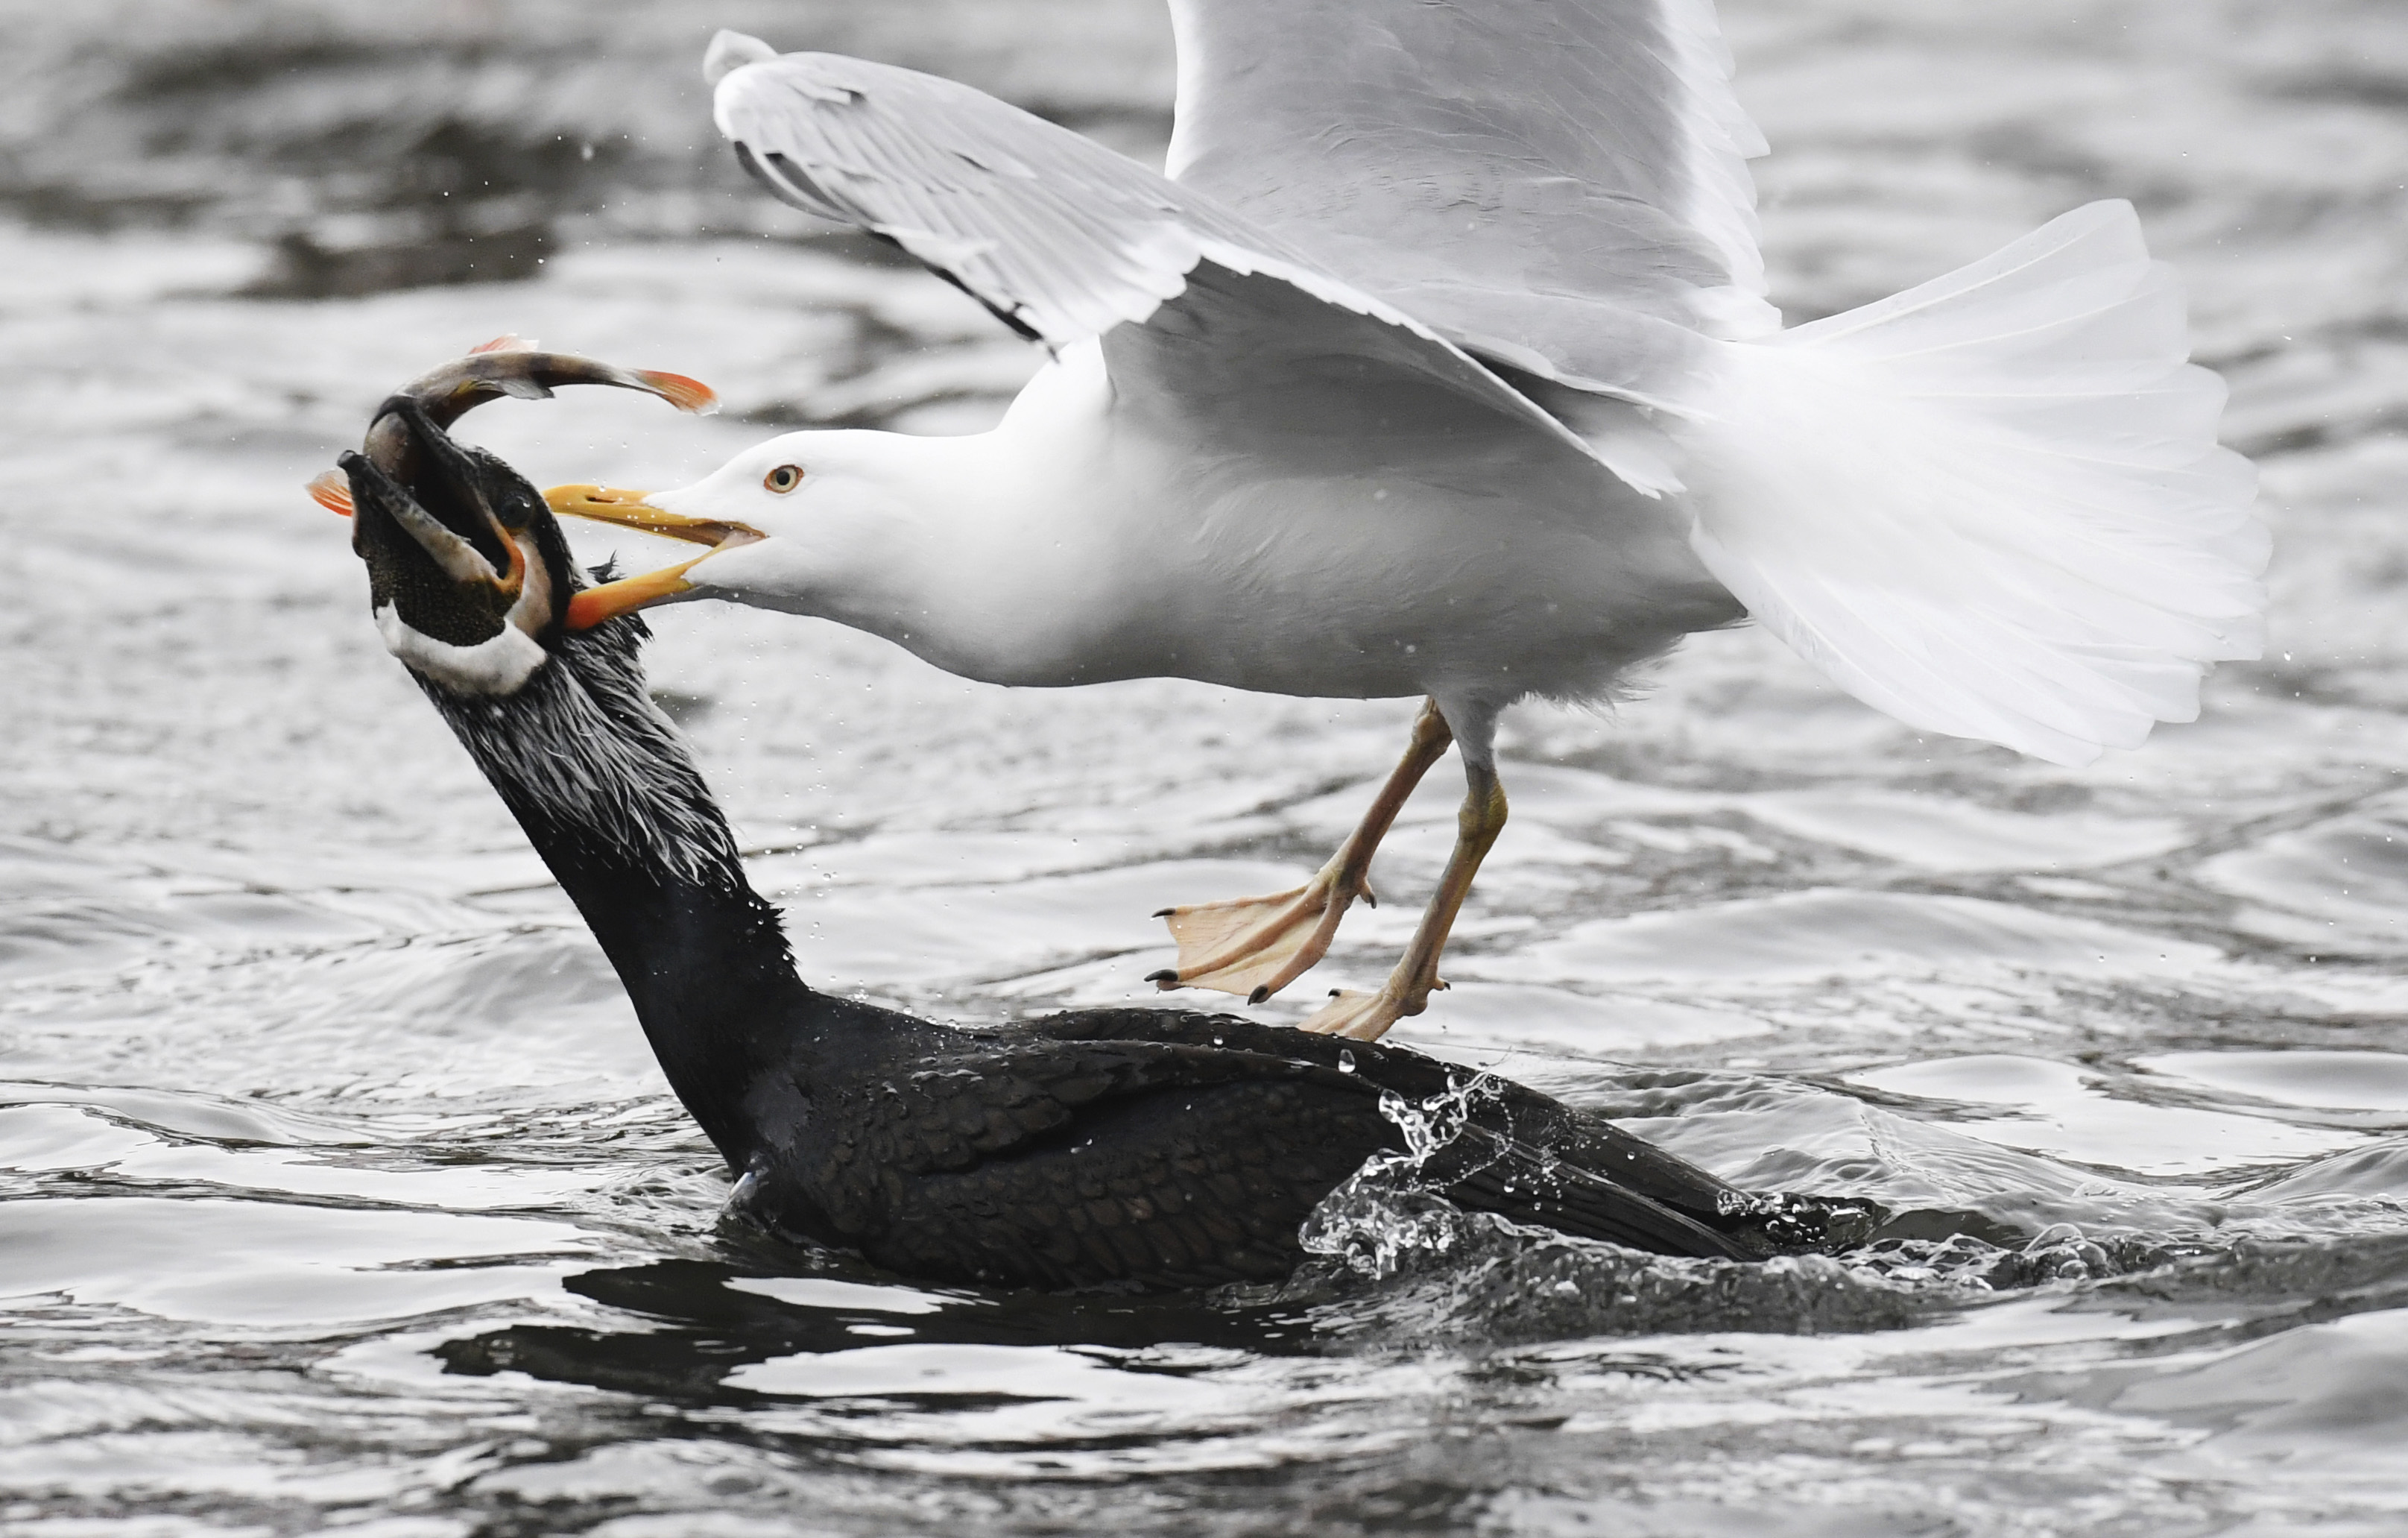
xmin=1299 ymin=702 xmax=1506 ymax=1043
xmin=1151 ymin=698 xmax=1453 ymax=1003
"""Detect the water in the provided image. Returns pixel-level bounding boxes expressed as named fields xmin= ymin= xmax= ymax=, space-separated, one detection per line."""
xmin=4 ymin=1 xmax=2407 ymax=1531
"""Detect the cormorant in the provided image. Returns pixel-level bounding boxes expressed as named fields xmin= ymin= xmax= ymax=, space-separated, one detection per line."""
xmin=331 ymin=350 xmax=1870 ymax=1291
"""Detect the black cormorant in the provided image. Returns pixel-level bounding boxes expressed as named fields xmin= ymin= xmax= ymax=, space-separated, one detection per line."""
xmin=331 ymin=350 xmax=1870 ymax=1291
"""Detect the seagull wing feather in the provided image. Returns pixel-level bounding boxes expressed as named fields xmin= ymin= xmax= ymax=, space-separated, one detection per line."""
xmin=1166 ymin=0 xmax=1776 ymax=356
xmin=712 ymin=50 xmax=1605 ymax=464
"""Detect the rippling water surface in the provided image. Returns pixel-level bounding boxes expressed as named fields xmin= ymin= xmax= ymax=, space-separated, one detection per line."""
xmin=7 ymin=2 xmax=2408 ymax=1533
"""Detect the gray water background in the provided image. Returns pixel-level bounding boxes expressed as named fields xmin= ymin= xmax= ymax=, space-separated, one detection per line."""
xmin=5 ymin=1 xmax=2408 ymax=1531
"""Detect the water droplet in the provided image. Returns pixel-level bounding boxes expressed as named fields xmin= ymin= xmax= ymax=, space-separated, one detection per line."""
xmin=1338 ymin=1050 xmax=1356 ymax=1074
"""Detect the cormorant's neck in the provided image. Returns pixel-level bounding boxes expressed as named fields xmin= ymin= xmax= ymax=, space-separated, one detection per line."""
xmin=418 ymin=617 xmax=811 ymax=1162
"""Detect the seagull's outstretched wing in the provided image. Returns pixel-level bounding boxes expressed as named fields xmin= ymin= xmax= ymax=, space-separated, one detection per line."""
xmin=709 ymin=40 xmax=1605 ymax=466
xmin=1165 ymin=0 xmax=1771 ymax=393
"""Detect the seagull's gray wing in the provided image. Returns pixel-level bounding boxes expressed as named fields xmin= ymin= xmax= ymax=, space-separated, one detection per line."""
xmin=1165 ymin=0 xmax=1774 ymax=388
xmin=710 ymin=42 xmax=1603 ymax=465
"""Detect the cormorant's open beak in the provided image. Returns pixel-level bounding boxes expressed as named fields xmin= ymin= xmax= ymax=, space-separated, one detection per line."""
xmin=541 ymin=484 xmax=763 ymax=631
xmin=320 ymin=340 xmax=742 ymax=661
xmin=329 ymin=410 xmax=557 ymax=696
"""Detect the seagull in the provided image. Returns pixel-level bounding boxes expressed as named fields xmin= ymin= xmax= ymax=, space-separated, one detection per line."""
xmin=543 ymin=5 xmax=2266 ymax=1042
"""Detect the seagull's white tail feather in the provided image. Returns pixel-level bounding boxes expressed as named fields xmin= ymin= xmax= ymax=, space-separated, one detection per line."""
xmin=1676 ymin=201 xmax=2266 ymax=766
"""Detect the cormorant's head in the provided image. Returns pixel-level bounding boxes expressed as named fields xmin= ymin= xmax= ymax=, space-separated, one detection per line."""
xmin=335 ymin=398 xmax=576 ymax=697
xmin=312 ymin=339 xmax=717 ymax=696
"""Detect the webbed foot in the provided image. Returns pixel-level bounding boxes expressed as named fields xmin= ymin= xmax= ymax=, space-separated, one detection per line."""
xmin=1150 ymin=865 xmax=1375 ymax=1003
xmin=1296 ymin=977 xmax=1438 ymax=1042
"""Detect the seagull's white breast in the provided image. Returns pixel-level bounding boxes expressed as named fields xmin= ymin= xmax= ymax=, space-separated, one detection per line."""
xmin=952 ymin=347 xmax=1734 ymax=702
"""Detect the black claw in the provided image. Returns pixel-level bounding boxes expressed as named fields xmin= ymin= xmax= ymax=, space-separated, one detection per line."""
xmin=1145 ymin=969 xmax=1179 ymax=984
xmin=1151 ymin=908 xmax=1175 ymax=918
xmin=1247 ymin=986 xmax=1271 ymax=1006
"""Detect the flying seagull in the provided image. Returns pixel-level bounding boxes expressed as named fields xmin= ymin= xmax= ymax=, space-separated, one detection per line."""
xmin=543 ymin=4 xmax=2265 ymax=1041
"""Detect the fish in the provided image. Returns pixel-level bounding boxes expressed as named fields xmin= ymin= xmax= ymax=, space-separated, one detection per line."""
xmin=305 ymin=335 xmax=715 ymax=517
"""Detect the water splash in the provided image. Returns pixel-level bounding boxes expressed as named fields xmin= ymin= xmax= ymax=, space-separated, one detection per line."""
xmin=1296 ymin=1071 xmax=1508 ymax=1280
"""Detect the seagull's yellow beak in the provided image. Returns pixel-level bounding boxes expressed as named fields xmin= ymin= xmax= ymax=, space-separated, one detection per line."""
xmin=543 ymin=484 xmax=753 ymax=547
xmin=540 ymin=484 xmax=764 ymax=631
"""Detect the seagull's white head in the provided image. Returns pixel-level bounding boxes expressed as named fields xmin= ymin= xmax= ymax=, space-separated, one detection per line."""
xmin=542 ymin=429 xmax=979 ymax=646
xmin=663 ymin=430 xmax=922 ymax=596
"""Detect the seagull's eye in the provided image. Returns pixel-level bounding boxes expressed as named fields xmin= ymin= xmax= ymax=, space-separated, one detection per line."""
xmin=764 ymin=464 xmax=804 ymax=494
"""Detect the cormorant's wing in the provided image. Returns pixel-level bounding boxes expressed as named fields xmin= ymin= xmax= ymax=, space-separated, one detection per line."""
xmin=707 ymin=40 xmax=1611 ymax=473
xmin=1020 ymin=1012 xmax=1754 ymax=1258
xmin=1166 ymin=0 xmax=1777 ymax=350
xmin=842 ymin=1033 xmax=1337 ymax=1178
xmin=1427 ymin=1126 xmax=1747 ymax=1258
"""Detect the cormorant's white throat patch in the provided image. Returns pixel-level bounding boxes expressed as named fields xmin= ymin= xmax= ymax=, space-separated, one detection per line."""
xmin=375 ymin=603 xmax=548 ymax=696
